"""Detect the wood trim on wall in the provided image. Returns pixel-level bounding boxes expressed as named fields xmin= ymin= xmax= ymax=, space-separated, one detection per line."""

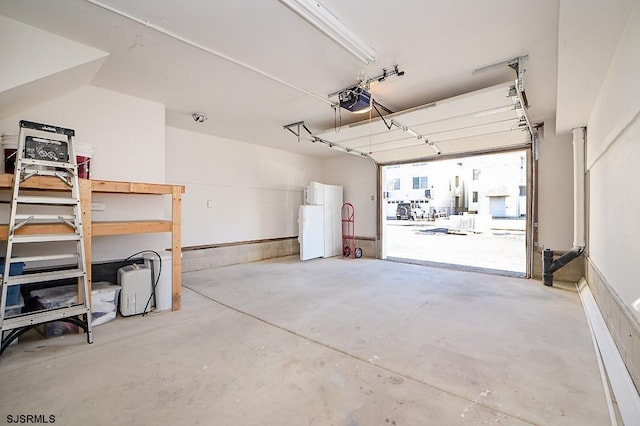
xmin=181 ymin=235 xmax=376 ymax=252
xmin=182 ymin=236 xmax=298 ymax=252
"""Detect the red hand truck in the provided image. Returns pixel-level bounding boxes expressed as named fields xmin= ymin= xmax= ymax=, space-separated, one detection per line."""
xmin=341 ymin=202 xmax=362 ymax=259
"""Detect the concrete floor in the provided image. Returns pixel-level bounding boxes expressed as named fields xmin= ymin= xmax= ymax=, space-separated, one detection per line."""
xmin=0 ymin=256 xmax=608 ymax=425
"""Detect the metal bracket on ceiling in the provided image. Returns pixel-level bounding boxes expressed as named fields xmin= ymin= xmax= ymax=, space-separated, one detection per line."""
xmin=283 ymin=121 xmax=312 ymax=143
xmin=472 ymin=55 xmax=529 ymax=76
xmin=477 ymin=55 xmax=537 ymax=144
xmin=507 ymin=56 xmax=528 ymax=108
xmin=513 ymin=81 xmax=536 ymax=143
xmin=473 ymin=55 xmax=530 ymax=106
xmin=328 ymin=64 xmax=405 ymax=99
xmin=311 ymin=135 xmax=373 ymax=159
xmin=282 ymin=120 xmax=376 ymax=161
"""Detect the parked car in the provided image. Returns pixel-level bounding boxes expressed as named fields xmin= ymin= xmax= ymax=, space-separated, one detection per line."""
xmin=395 ymin=202 xmax=425 ymax=220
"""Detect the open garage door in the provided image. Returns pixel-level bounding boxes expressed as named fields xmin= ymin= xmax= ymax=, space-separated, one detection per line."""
xmin=382 ymin=150 xmax=529 ymax=276
xmin=313 ymin=81 xmax=532 ymax=164
xmin=313 ymin=79 xmax=535 ymax=276
xmin=314 ymin=79 xmax=535 ymax=277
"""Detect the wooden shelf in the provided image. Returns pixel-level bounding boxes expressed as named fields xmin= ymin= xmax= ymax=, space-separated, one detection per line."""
xmin=0 ymin=174 xmax=185 ymax=311
xmin=92 ymin=220 xmax=172 ymax=236
xmin=0 ymin=174 xmax=185 ymax=195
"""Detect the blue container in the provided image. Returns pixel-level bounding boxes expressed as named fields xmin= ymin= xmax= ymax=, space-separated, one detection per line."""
xmin=0 ymin=260 xmax=26 ymax=306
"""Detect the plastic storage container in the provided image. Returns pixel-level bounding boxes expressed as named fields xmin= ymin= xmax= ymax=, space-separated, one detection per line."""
xmin=75 ymin=142 xmax=93 ymax=179
xmin=1 ymin=134 xmax=18 ymax=174
xmin=30 ymin=285 xmax=82 ymax=338
xmin=90 ymin=282 xmax=121 ymax=326
xmin=30 ymin=282 xmax=121 ymax=338
xmin=0 ymin=260 xmax=26 ymax=306
xmin=143 ymin=252 xmax=172 ymax=311
xmin=2 ymin=293 xmax=24 ymax=346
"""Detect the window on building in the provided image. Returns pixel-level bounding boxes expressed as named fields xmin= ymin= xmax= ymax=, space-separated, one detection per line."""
xmin=519 ymin=185 xmax=526 ymax=196
xmin=412 ymin=176 xmax=428 ymax=189
xmin=473 ymin=169 xmax=481 ymax=180
xmin=472 ymin=191 xmax=478 ymax=203
xmin=387 ymin=179 xmax=400 ymax=191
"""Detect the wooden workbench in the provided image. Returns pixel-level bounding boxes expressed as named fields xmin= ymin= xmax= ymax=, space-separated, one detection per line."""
xmin=0 ymin=174 xmax=185 ymax=311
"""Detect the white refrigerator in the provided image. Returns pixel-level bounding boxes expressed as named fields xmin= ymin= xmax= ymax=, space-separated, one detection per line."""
xmin=298 ymin=181 xmax=343 ymax=261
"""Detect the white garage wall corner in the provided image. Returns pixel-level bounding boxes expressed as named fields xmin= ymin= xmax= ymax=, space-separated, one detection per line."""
xmin=0 ymin=15 xmax=108 ymax=93
xmin=536 ymin=120 xmax=574 ymax=251
xmin=321 ymin=154 xmax=377 ymax=239
xmin=0 ymin=85 xmax=169 ymax=262
xmin=586 ymin=4 xmax=640 ymax=312
xmin=0 ymin=85 xmax=166 ymax=182
xmin=165 ymin=126 xmax=324 ymax=247
xmin=586 ymin=4 xmax=640 ymax=171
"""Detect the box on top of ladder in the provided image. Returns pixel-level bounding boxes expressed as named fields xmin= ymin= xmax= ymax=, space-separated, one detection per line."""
xmin=0 ymin=120 xmax=93 ymax=355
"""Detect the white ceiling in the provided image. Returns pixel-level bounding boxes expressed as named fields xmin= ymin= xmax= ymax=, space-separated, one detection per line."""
xmin=0 ymin=0 xmax=633 ymax=159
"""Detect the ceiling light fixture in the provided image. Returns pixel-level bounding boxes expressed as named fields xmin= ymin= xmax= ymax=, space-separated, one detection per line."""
xmin=280 ymin=0 xmax=376 ymax=64
xmin=192 ymin=113 xmax=208 ymax=123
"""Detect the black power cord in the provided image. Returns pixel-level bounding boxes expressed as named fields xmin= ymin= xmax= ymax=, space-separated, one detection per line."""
xmin=121 ymin=250 xmax=162 ymax=317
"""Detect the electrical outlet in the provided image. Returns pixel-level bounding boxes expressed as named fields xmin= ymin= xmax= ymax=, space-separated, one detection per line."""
xmin=91 ymin=202 xmax=106 ymax=211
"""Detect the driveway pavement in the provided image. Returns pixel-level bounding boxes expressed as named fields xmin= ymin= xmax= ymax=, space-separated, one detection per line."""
xmin=385 ymin=218 xmax=526 ymax=274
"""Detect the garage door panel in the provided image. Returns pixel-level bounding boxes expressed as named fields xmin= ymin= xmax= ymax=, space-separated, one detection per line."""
xmin=433 ymin=129 xmax=530 ymax=152
xmin=409 ymin=110 xmax=520 ymax=136
xmin=350 ymin=136 xmax=426 ymax=152
xmin=337 ymin=128 xmax=406 ymax=149
xmin=343 ymin=119 xmax=525 ymax=153
xmin=371 ymin=130 xmax=530 ymax=164
xmin=414 ymin=118 xmax=523 ymax=143
xmin=313 ymin=81 xmax=531 ymax=163
xmin=371 ymin=144 xmax=439 ymax=163
xmin=392 ymin=85 xmax=515 ymax=127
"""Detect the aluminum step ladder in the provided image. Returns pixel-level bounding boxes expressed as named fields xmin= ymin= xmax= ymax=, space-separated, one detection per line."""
xmin=0 ymin=120 xmax=93 ymax=355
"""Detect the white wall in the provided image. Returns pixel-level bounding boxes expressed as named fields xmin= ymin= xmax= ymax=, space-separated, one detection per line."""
xmin=537 ymin=120 xmax=574 ymax=251
xmin=165 ymin=127 xmax=324 ymax=247
xmin=0 ymin=85 xmax=169 ymax=262
xmin=586 ymin=5 xmax=640 ymax=312
xmin=0 ymin=85 xmax=166 ymax=182
xmin=0 ymin=15 xmax=107 ymax=94
xmin=321 ymin=154 xmax=377 ymax=238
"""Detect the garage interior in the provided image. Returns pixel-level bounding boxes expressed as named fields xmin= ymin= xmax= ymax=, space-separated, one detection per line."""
xmin=1 ymin=1 xmax=639 ymax=425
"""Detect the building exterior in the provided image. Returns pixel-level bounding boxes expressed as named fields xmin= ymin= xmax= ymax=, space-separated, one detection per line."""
xmin=384 ymin=152 xmax=526 ymax=220
xmin=464 ymin=152 xmax=527 ymax=218
xmin=384 ymin=162 xmax=464 ymax=219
